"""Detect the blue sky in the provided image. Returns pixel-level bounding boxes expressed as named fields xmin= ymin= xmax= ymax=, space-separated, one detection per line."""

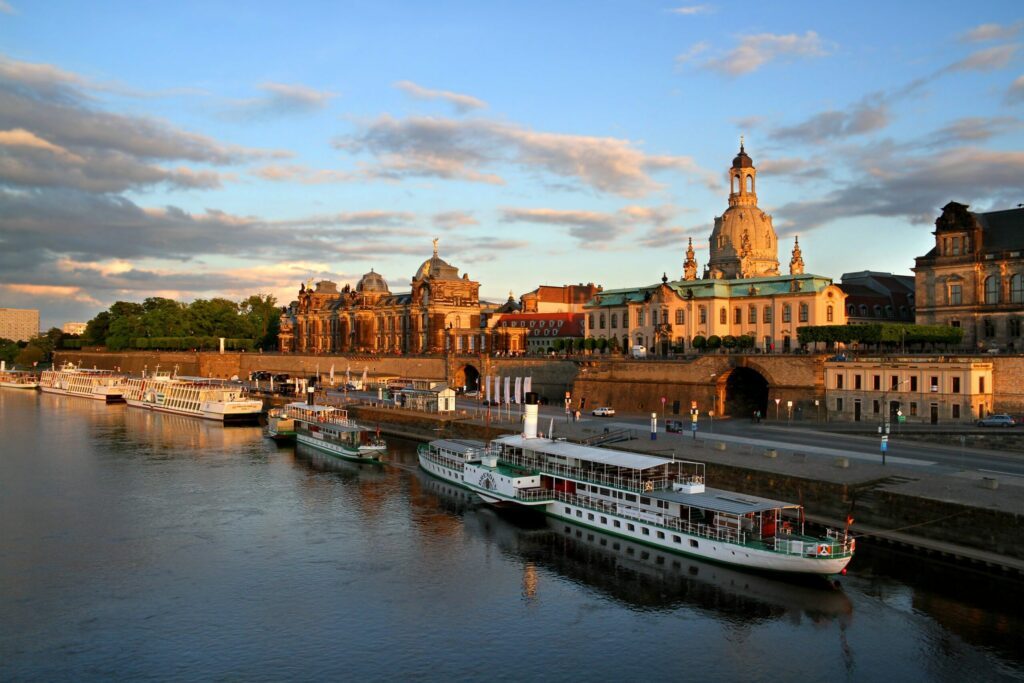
xmin=1 ymin=1 xmax=1022 ymax=329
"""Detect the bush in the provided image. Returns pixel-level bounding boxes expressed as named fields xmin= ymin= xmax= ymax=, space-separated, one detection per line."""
xmin=706 ymin=335 xmax=722 ymax=349
xmin=722 ymin=335 xmax=737 ymax=349
xmin=691 ymin=335 xmax=707 ymax=350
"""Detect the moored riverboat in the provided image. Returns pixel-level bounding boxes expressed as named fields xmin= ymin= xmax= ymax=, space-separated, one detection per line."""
xmin=266 ymin=402 xmax=301 ymax=442
xmin=417 ymin=438 xmax=488 ymax=486
xmin=121 ymin=373 xmax=263 ymax=423
xmin=422 ymin=394 xmax=855 ymax=576
xmin=291 ymin=403 xmax=386 ymax=462
xmin=0 ymin=368 xmax=40 ymax=389
xmin=39 ymin=363 xmax=126 ymax=402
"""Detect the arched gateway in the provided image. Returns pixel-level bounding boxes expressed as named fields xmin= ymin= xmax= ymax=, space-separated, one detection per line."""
xmin=452 ymin=364 xmax=480 ymax=393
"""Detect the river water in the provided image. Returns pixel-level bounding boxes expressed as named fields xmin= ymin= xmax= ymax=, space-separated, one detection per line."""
xmin=1 ymin=390 xmax=1022 ymax=682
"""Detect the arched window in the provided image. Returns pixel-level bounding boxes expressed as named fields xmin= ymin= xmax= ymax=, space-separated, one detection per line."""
xmin=611 ymin=313 xmax=618 ymax=329
xmin=719 ymin=307 xmax=727 ymax=325
xmin=699 ymin=306 xmax=707 ymax=324
xmin=588 ymin=314 xmax=595 ymax=329
xmin=859 ymin=304 xmax=868 ymax=316
xmin=733 ymin=307 xmax=742 ymax=324
xmin=983 ymin=318 xmax=996 ymax=338
xmin=652 ymin=310 xmax=658 ymax=325
xmin=748 ymin=305 xmax=757 ymax=324
xmin=599 ymin=314 xmax=605 ymax=328
xmin=782 ymin=304 xmax=791 ymax=323
xmin=873 ymin=305 xmax=882 ymax=317
xmin=799 ymin=303 xmax=808 ymax=323
xmin=847 ymin=304 xmax=855 ymax=315
xmin=1011 ymin=274 xmax=1024 ymax=303
xmin=827 ymin=305 xmax=834 ymax=322
xmin=763 ymin=305 xmax=772 ymax=323
xmin=985 ymin=276 xmax=1000 ymax=304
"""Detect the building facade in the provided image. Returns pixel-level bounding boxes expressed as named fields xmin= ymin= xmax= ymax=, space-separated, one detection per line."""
xmin=0 ymin=308 xmax=39 ymax=342
xmin=61 ymin=322 xmax=88 ymax=335
xmin=489 ymin=312 xmax=584 ymax=354
xmin=824 ymin=357 xmax=993 ymax=424
xmin=913 ymin=202 xmax=1024 ymax=350
xmin=584 ymin=144 xmax=847 ymax=354
xmin=839 ymin=271 xmax=915 ymax=324
xmin=520 ymin=284 xmax=602 ymax=313
xmin=279 ymin=242 xmax=484 ymax=355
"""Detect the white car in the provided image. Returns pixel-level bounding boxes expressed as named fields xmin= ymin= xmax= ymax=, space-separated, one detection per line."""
xmin=592 ymin=407 xmax=616 ymax=417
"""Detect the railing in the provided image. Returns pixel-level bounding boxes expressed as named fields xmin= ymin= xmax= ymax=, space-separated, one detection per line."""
xmin=581 ymin=428 xmax=637 ymax=446
xmin=494 ymin=450 xmax=702 ymax=495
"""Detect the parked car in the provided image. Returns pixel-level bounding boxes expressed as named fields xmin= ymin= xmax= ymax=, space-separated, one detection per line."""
xmin=977 ymin=414 xmax=1016 ymax=427
xmin=592 ymin=406 xmax=616 ymax=417
xmin=665 ymin=419 xmax=684 ymax=433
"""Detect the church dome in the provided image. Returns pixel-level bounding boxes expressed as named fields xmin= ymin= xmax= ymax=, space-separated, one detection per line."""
xmin=413 ymin=239 xmax=461 ymax=281
xmin=732 ymin=143 xmax=753 ymax=169
xmin=356 ymin=269 xmax=389 ymax=293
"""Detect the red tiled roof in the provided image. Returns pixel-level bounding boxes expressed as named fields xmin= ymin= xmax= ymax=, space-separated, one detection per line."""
xmin=494 ymin=312 xmax=583 ymax=337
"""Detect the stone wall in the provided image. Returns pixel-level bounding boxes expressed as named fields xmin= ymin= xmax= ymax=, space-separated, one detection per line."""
xmin=991 ymin=356 xmax=1024 ymax=415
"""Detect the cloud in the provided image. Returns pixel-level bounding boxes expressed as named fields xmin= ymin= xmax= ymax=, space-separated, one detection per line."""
xmin=0 ymin=1 xmax=15 ymax=15
xmin=0 ymin=283 xmax=99 ymax=304
xmin=432 ymin=210 xmax=478 ymax=229
xmin=1006 ymin=75 xmax=1024 ymax=104
xmin=773 ymin=146 xmax=1024 ymax=233
xmin=703 ymin=31 xmax=832 ymax=76
xmin=669 ymin=5 xmax=712 ymax=16
xmin=223 ymin=81 xmax=337 ymax=120
xmin=960 ymin=21 xmax=1024 ymax=43
xmin=945 ymin=44 xmax=1018 ymax=74
xmin=675 ymin=42 xmax=710 ymax=66
xmin=500 ymin=204 xmax=677 ymax=244
xmin=335 ymin=114 xmax=717 ymax=196
xmin=0 ymin=55 xmax=288 ymax=193
xmin=757 ymin=155 xmax=829 ymax=181
xmin=925 ymin=116 xmax=1022 ymax=145
xmin=772 ymin=97 xmax=889 ymax=143
xmin=394 ymin=80 xmax=486 ymax=113
xmin=253 ymin=164 xmax=354 ymax=184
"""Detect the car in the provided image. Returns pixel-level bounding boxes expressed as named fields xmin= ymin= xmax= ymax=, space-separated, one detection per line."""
xmin=977 ymin=414 xmax=1016 ymax=427
xmin=665 ymin=419 xmax=684 ymax=433
xmin=592 ymin=407 xmax=616 ymax=417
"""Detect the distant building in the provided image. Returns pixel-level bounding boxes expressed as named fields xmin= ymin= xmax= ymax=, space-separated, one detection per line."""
xmin=489 ymin=312 xmax=584 ymax=354
xmin=62 ymin=322 xmax=88 ymax=335
xmin=0 ymin=308 xmax=39 ymax=342
xmin=521 ymin=284 xmax=602 ymax=313
xmin=838 ymin=272 xmax=915 ymax=324
xmin=584 ymin=143 xmax=846 ymax=355
xmin=913 ymin=202 xmax=1024 ymax=350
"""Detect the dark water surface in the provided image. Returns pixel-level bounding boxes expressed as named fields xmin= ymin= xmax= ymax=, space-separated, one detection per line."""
xmin=2 ymin=390 xmax=1022 ymax=681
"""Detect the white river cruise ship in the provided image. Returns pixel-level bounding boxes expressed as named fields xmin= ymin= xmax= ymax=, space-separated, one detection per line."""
xmin=39 ymin=363 xmax=126 ymax=402
xmin=121 ymin=372 xmax=263 ymax=422
xmin=0 ymin=365 xmax=39 ymax=389
xmin=291 ymin=403 xmax=386 ymax=462
xmin=419 ymin=394 xmax=855 ymax=576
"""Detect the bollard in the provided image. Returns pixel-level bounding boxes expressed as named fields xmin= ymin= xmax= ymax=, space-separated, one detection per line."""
xmin=980 ymin=477 xmax=999 ymax=490
xmin=714 ymin=442 xmax=727 ymax=451
xmin=834 ymin=457 xmax=850 ymax=469
xmin=764 ymin=449 xmax=778 ymax=459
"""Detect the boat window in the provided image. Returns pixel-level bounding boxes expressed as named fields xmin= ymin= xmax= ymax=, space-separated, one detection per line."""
xmin=565 ymin=507 xmax=571 ymax=513
xmin=673 ymin=535 xmax=681 ymax=543
xmin=642 ymin=528 xmax=650 ymax=535
xmin=576 ymin=511 xmax=582 ymax=518
xmin=640 ymin=496 xmax=651 ymax=505
xmin=624 ymin=494 xmax=636 ymax=502
xmin=600 ymin=516 xmax=607 ymax=524
xmin=613 ymin=521 xmax=621 ymax=528
xmin=600 ymin=488 xmax=610 ymax=496
xmin=657 ymin=531 xmax=665 ymax=539
xmin=587 ymin=513 xmax=594 ymax=521
xmin=627 ymin=523 xmax=635 ymax=531
xmin=689 ymin=539 xmax=699 ymax=548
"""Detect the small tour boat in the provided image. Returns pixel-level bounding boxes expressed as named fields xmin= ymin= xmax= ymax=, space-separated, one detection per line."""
xmin=0 ymin=367 xmax=40 ymax=390
xmin=39 ymin=362 xmax=126 ymax=402
xmin=419 ymin=393 xmax=855 ymax=576
xmin=266 ymin=402 xmax=301 ymax=442
xmin=290 ymin=403 xmax=386 ymax=462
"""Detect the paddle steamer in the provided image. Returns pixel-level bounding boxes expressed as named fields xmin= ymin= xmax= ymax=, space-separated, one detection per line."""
xmin=0 ymin=367 xmax=40 ymax=389
xmin=121 ymin=372 xmax=262 ymax=422
xmin=419 ymin=394 xmax=855 ymax=576
xmin=39 ymin=363 xmax=126 ymax=402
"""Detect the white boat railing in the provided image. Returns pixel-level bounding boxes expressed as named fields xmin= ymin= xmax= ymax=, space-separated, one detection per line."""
xmin=495 ymin=450 xmax=700 ymax=495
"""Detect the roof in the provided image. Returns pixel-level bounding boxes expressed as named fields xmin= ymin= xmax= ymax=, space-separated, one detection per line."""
xmin=650 ymin=487 xmax=799 ymax=515
xmin=584 ymin=273 xmax=837 ymax=308
xmin=493 ymin=312 xmax=583 ymax=337
xmin=431 ymin=439 xmax=487 ymax=454
xmin=977 ymin=208 xmax=1024 ymax=251
xmin=495 ymin=434 xmax=670 ymax=470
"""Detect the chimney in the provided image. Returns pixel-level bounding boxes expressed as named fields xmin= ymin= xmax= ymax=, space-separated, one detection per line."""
xmin=523 ymin=391 xmax=539 ymax=439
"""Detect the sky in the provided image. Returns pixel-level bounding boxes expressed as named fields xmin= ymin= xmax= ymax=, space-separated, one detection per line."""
xmin=1 ymin=1 xmax=1022 ymax=330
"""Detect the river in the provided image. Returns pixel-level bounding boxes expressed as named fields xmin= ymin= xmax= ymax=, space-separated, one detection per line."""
xmin=1 ymin=389 xmax=1021 ymax=681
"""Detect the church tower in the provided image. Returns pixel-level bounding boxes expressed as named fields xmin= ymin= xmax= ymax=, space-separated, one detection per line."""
xmin=705 ymin=140 xmax=780 ymax=279
xmin=683 ymin=237 xmax=698 ymax=280
xmin=789 ymin=237 xmax=805 ymax=275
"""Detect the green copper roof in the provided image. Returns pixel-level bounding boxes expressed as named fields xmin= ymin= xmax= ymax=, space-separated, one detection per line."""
xmin=585 ymin=274 xmax=835 ymax=308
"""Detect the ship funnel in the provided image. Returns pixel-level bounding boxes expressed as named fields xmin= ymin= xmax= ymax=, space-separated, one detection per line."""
xmin=523 ymin=392 xmax=539 ymax=439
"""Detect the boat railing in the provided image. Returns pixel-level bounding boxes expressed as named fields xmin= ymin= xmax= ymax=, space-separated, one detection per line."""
xmin=291 ymin=406 xmax=355 ymax=427
xmin=495 ymin=452 xmax=692 ymax=495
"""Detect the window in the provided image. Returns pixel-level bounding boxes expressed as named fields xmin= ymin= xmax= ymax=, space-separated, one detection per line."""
xmin=984 ymin=276 xmax=1000 ymax=304
xmin=979 ymin=377 xmax=985 ymax=393
xmin=652 ymin=310 xmax=658 ymax=325
xmin=827 ymin=305 xmax=834 ymax=322
xmin=910 ymin=376 xmax=918 ymax=391
xmin=588 ymin=314 xmax=594 ymax=330
xmin=642 ymin=528 xmax=650 ymax=536
xmin=613 ymin=520 xmax=620 ymax=528
xmin=599 ymin=314 xmax=605 ymax=329
xmin=627 ymin=524 xmax=635 ymax=532
xmin=719 ymin=307 xmax=727 ymax=325
xmin=836 ymin=374 xmax=844 ymax=389
xmin=949 ymin=283 xmax=962 ymax=305
xmin=749 ymin=305 xmax=757 ymax=324
xmin=930 ymin=376 xmax=939 ymax=392
xmin=983 ymin=318 xmax=995 ymax=338
xmin=673 ymin=535 xmax=681 ymax=543
xmin=953 ymin=404 xmax=961 ymax=419
xmin=675 ymin=309 xmax=684 ymax=325
xmin=873 ymin=375 xmax=881 ymax=391
xmin=951 ymin=237 xmax=961 ymax=255
xmin=910 ymin=402 xmax=917 ymax=416
xmin=699 ymin=306 xmax=707 ymax=324
xmin=734 ymin=307 xmax=741 ymax=324
xmin=836 ymin=398 xmax=843 ymax=412
xmin=1012 ymin=274 xmax=1024 ymax=304
xmin=764 ymin=306 xmax=772 ymax=323
xmin=952 ymin=377 xmax=960 ymax=394
xmin=855 ymin=375 xmax=862 ymax=390
xmin=689 ymin=539 xmax=699 ymax=548
xmin=1011 ymin=318 xmax=1022 ymax=337
xmin=799 ymin=303 xmax=808 ymax=323
xmin=588 ymin=513 xmax=594 ymax=521
xmin=847 ymin=304 xmax=855 ymax=316
xmin=638 ymin=310 xmax=644 ymax=326
xmin=872 ymin=400 xmax=880 ymax=414
xmin=782 ymin=304 xmax=791 ymax=323
xmin=891 ymin=376 xmax=899 ymax=390
xmin=640 ymin=496 xmax=651 ymax=505
xmin=611 ymin=313 xmax=618 ymax=329
xmin=657 ymin=531 xmax=665 ymax=539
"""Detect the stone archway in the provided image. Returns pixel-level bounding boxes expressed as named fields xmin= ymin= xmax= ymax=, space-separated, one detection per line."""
xmin=721 ymin=366 xmax=769 ymax=418
xmin=452 ymin=364 xmax=480 ymax=393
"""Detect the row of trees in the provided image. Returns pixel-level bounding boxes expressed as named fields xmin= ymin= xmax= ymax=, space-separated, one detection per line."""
xmin=796 ymin=323 xmax=964 ymax=348
xmin=0 ymin=328 xmax=73 ymax=367
xmin=83 ymin=295 xmax=280 ymax=351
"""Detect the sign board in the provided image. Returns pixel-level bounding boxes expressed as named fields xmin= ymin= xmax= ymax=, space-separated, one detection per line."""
xmin=661 ymin=396 xmax=666 ymax=405
xmin=691 ymin=400 xmax=697 ymax=409
xmin=786 ymin=400 xmax=793 ymax=408
xmin=691 ymin=422 xmax=698 ymax=432
xmin=774 ymin=398 xmax=781 ymax=405
xmin=881 ymin=435 xmax=889 ymax=442
xmin=898 ymin=415 xmax=906 ymax=423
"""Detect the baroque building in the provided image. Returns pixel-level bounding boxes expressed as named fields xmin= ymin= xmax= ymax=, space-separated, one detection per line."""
xmin=278 ymin=241 xmax=485 ymax=354
xmin=913 ymin=202 xmax=1024 ymax=350
xmin=584 ymin=143 xmax=847 ymax=354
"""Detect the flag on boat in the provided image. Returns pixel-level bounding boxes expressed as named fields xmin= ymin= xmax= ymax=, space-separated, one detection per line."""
xmin=514 ymin=377 xmax=522 ymax=404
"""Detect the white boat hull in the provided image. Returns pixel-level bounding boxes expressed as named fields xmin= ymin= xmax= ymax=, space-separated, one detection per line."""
xmin=297 ymin=433 xmax=384 ymax=462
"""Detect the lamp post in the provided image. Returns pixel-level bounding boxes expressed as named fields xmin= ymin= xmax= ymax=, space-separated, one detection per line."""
xmin=774 ymin=397 xmax=781 ymax=421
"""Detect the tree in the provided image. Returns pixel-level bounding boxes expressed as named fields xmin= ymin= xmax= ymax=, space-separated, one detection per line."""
xmin=0 ymin=338 xmax=19 ymax=364
xmin=721 ymin=334 xmax=737 ymax=349
xmin=583 ymin=337 xmax=596 ymax=353
xmin=240 ymin=293 xmax=280 ymax=349
xmin=15 ymin=345 xmax=44 ymax=367
xmin=691 ymin=335 xmax=707 ymax=351
xmin=706 ymin=335 xmax=722 ymax=349
xmin=83 ymin=312 xmax=111 ymax=346
xmin=608 ymin=336 xmax=621 ymax=353
xmin=596 ymin=337 xmax=608 ymax=353
xmin=552 ymin=338 xmax=565 ymax=352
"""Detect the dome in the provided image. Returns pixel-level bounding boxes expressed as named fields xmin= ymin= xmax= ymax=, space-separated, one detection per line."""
xmin=732 ymin=143 xmax=753 ymax=169
xmin=356 ymin=269 xmax=389 ymax=293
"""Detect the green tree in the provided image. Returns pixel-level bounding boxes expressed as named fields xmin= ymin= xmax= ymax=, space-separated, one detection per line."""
xmin=691 ymin=335 xmax=707 ymax=350
xmin=240 ymin=293 xmax=280 ymax=349
xmin=15 ymin=345 xmax=44 ymax=367
xmin=706 ymin=335 xmax=722 ymax=349
xmin=83 ymin=311 xmax=111 ymax=346
xmin=608 ymin=336 xmax=621 ymax=353
xmin=552 ymin=338 xmax=565 ymax=352
xmin=0 ymin=338 xmax=19 ymax=364
xmin=721 ymin=334 xmax=737 ymax=349
xmin=583 ymin=337 xmax=596 ymax=352
xmin=596 ymin=337 xmax=608 ymax=353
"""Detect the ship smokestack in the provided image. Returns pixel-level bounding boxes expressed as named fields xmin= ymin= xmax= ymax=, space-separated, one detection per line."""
xmin=523 ymin=392 xmax=539 ymax=439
